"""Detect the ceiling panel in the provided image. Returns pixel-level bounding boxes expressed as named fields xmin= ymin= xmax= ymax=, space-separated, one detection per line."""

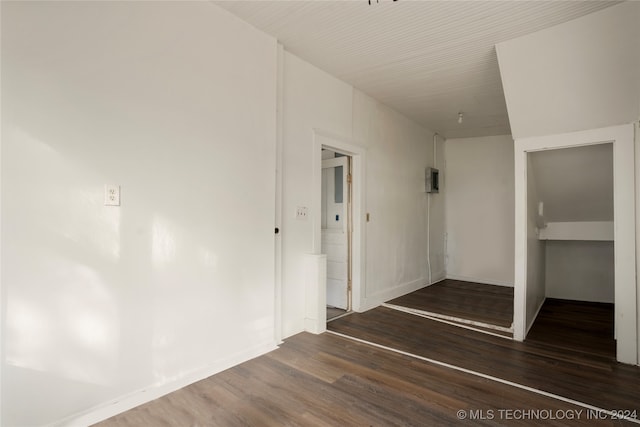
xmin=214 ymin=1 xmax=619 ymax=138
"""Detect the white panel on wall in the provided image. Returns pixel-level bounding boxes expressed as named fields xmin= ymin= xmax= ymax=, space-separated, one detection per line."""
xmin=545 ymin=241 xmax=614 ymax=303
xmin=444 ymin=135 xmax=515 ymax=286
xmin=1 ymin=2 xmax=277 ymax=425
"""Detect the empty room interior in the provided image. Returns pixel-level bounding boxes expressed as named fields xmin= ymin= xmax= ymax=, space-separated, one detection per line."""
xmin=2 ymin=1 xmax=640 ymax=426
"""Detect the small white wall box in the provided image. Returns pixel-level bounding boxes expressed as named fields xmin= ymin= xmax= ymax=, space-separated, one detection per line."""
xmin=425 ymin=167 xmax=439 ymax=193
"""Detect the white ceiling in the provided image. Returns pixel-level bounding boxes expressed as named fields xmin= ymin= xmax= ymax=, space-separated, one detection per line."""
xmin=213 ymin=0 xmax=618 ymax=138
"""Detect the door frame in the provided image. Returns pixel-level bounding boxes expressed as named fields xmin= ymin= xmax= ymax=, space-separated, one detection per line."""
xmin=513 ymin=124 xmax=637 ymax=365
xmin=321 ymin=155 xmax=350 ymax=310
xmin=312 ymin=129 xmax=366 ymax=332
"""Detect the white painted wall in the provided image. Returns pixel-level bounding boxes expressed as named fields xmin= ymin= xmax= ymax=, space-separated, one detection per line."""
xmin=444 ymin=135 xmax=514 ymax=286
xmin=280 ymin=52 xmax=443 ymax=335
xmin=545 ymin=241 xmax=614 ymax=303
xmin=352 ymin=90 xmax=444 ymax=308
xmin=529 ymin=144 xmax=613 ymax=222
xmin=1 ymin=2 xmax=277 ymax=425
xmin=280 ymin=52 xmax=353 ymax=338
xmin=525 ymin=156 xmax=546 ymax=333
xmin=499 ymin=1 xmax=639 ymax=362
xmin=497 ymin=1 xmax=640 ymax=139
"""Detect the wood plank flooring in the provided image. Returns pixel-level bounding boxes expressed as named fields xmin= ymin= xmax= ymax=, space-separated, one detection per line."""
xmin=95 ymin=331 xmax=636 ymax=427
xmin=327 ymin=307 xmax=640 ymax=416
xmin=386 ymin=279 xmax=513 ymax=328
xmin=527 ymin=298 xmax=615 ymax=360
xmin=95 ymin=289 xmax=639 ymax=426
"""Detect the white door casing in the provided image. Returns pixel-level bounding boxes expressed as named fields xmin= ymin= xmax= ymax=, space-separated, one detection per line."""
xmin=322 ymin=157 xmax=349 ymax=309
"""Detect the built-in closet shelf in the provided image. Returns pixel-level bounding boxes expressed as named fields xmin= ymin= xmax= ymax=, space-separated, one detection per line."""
xmin=538 ymin=221 xmax=613 ymax=241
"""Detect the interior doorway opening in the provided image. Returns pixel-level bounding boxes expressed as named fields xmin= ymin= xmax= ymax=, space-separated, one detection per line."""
xmin=308 ymin=129 xmax=364 ymax=334
xmin=321 ymin=148 xmax=352 ymax=321
xmin=526 ymin=143 xmax=615 ymax=358
xmin=513 ymin=124 xmax=637 ymax=365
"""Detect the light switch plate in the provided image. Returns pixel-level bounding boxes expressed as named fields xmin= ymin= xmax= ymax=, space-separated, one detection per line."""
xmin=295 ymin=206 xmax=308 ymax=220
xmin=104 ymin=184 xmax=120 ymax=206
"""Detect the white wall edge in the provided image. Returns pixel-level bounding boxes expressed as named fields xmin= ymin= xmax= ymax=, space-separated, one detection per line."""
xmin=304 ymin=253 xmax=327 ymax=334
xmin=513 ymin=142 xmax=528 ymax=342
xmin=57 ymin=341 xmax=279 ymax=427
xmin=0 ymin=0 xmax=3 ymax=415
xmin=274 ymin=42 xmax=284 ymax=344
xmin=526 ymin=297 xmax=546 ymax=336
xmin=445 ymin=275 xmax=514 ymax=288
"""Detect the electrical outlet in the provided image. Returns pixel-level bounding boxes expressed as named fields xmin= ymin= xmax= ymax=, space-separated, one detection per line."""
xmin=295 ymin=206 xmax=308 ymax=220
xmin=104 ymin=184 xmax=120 ymax=206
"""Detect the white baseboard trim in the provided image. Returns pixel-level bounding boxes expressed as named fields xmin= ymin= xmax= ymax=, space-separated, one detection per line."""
xmin=357 ymin=275 xmax=449 ymax=313
xmin=358 ymin=277 xmax=427 ymax=312
xmin=430 ymin=271 xmax=447 ymax=284
xmin=57 ymin=341 xmax=279 ymax=427
xmin=445 ymin=274 xmax=513 ymax=288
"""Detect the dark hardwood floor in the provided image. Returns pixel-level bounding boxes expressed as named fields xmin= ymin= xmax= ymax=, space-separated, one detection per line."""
xmin=95 ymin=331 xmax=636 ymax=427
xmin=327 ymin=306 xmax=640 ymax=417
xmin=95 ymin=290 xmax=639 ymax=426
xmin=527 ymin=298 xmax=615 ymax=360
xmin=386 ymin=279 xmax=513 ymax=328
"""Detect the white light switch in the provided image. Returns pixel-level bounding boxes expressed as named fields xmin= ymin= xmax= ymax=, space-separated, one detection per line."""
xmin=104 ymin=184 xmax=120 ymax=206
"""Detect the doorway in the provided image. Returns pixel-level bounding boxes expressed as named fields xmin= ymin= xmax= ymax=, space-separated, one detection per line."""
xmin=322 ymin=149 xmax=352 ymax=320
xmin=308 ymin=129 xmax=365 ymax=334
xmin=513 ymin=124 xmax=637 ymax=365
xmin=526 ymin=143 xmax=615 ymax=357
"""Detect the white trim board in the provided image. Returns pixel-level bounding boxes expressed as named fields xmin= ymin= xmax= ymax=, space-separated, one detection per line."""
xmin=538 ymin=221 xmax=613 ymax=241
xmin=513 ymin=124 xmax=637 ymax=365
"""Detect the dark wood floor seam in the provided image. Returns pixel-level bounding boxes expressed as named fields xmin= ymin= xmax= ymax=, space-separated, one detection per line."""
xmin=326 ymin=330 xmax=640 ymax=425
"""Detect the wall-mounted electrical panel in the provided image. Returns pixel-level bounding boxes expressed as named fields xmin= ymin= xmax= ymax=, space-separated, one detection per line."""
xmin=425 ymin=167 xmax=439 ymax=193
